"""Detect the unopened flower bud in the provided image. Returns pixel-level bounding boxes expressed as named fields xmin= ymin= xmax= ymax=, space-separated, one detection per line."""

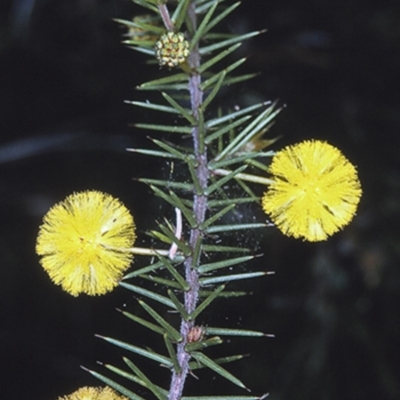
xmin=155 ymin=31 xmax=190 ymax=68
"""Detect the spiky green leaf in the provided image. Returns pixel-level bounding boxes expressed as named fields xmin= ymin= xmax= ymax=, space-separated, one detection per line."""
xmin=209 ymin=151 xmax=274 ymax=170
xmin=168 ymin=289 xmax=189 ymax=320
xmin=119 ymin=282 xmax=176 ymax=309
xmin=155 ymin=221 xmax=192 ymax=256
xmin=211 ymin=168 xmax=273 ymax=185
xmin=216 ymin=103 xmax=281 ymax=160
xmin=246 ymin=158 xmax=272 ymax=173
xmin=202 ymin=244 xmax=250 ymax=253
xmin=190 ymin=1 xmax=219 ymax=50
xmin=205 ymin=223 xmax=268 ymax=234
xmin=96 ymin=335 xmax=173 ymax=367
xmin=200 ymin=30 xmax=265 ymax=55
xmin=125 ymin=100 xmax=181 ymax=115
xmin=81 ymin=366 xmax=146 ymax=400
xmin=205 ymin=327 xmax=268 ymax=337
xmin=195 ymin=0 xmax=227 ymax=12
xmin=207 ymin=197 xmax=257 ymax=207
xmin=186 ymin=157 xmax=204 ymax=195
xmin=207 ymin=101 xmax=270 ymax=129
xmin=163 ymin=334 xmax=182 ymax=374
xmin=123 ymin=260 xmax=164 ymax=280
xmin=161 ymin=92 xmax=197 ymax=124
xmin=201 ymin=2 xmax=241 ymax=38
xmin=104 ymin=361 xmax=170 ymax=400
xmin=127 ymin=148 xmax=182 ymax=160
xmin=201 ymin=271 xmax=270 ymax=285
xmin=198 ymin=43 xmax=241 ymax=73
xmin=172 ymin=0 xmax=191 ymax=31
xmin=167 ymin=189 xmax=198 ymax=228
xmin=103 ymin=363 xmax=146 ymax=391
xmin=205 ymin=164 xmax=247 ymax=195
xmin=191 ymin=236 xmax=203 ymax=269
xmin=124 ymin=357 xmax=167 ymax=400
xmin=129 ymin=0 xmax=158 ymax=12
xmin=202 ymin=70 xmax=226 ymax=110
xmin=150 ymin=186 xmax=197 ymax=229
xmin=135 ymin=123 xmax=192 ymax=134
xmin=139 ymin=178 xmax=194 ymax=191
xmin=139 ymin=300 xmax=182 ymax=342
xmin=235 ymin=176 xmax=259 ymax=201
xmin=158 ymin=254 xmax=191 ymax=291
xmin=189 ymin=354 xmax=246 ymax=371
xmin=138 ymin=73 xmax=188 ymax=90
xmin=118 ymin=309 xmax=165 ymax=335
xmin=137 ymin=83 xmax=189 ymax=91
xmin=152 ymin=138 xmax=190 ymax=159
xmin=139 ymin=273 xmax=183 ymax=290
xmin=200 ymin=204 xmax=235 ymax=230
xmin=205 ymin=115 xmax=251 ymax=144
xmin=200 ymin=290 xmax=248 ymax=298
xmin=201 ymin=58 xmax=246 ymax=91
xmin=220 ymin=73 xmax=259 ymax=87
xmin=189 ymin=285 xmax=225 ymax=320
xmin=198 ymin=255 xmax=255 ymax=274
xmin=126 ymin=45 xmax=156 ymax=56
xmin=191 ymin=351 xmax=248 ymax=390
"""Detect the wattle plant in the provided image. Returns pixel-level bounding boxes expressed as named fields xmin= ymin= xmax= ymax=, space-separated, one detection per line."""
xmin=35 ymin=1 xmax=362 ymax=399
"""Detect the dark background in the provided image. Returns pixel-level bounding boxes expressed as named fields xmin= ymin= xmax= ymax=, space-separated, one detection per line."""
xmin=1 ymin=0 xmax=399 ymax=399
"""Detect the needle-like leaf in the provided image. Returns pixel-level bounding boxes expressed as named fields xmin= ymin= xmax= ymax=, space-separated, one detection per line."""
xmin=191 ymin=352 xmax=248 ymax=390
xmin=118 ymin=309 xmax=165 ymax=336
xmin=96 ymin=335 xmax=173 ymax=367
xmin=124 ymin=357 xmax=168 ymax=400
xmin=119 ymin=282 xmax=176 ymax=309
xmin=139 ymin=300 xmax=182 ymax=342
xmin=189 ymin=285 xmax=225 ymax=320
xmin=198 ymin=255 xmax=255 ymax=274
xmin=201 ymin=271 xmax=271 ymax=285
xmin=81 ymin=366 xmax=146 ymax=400
xmin=200 ymin=30 xmax=265 ymax=55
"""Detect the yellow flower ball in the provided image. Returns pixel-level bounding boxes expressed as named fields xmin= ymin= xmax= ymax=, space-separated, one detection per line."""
xmin=262 ymin=140 xmax=362 ymax=241
xmin=36 ymin=191 xmax=136 ymax=296
xmin=57 ymin=386 xmax=128 ymax=400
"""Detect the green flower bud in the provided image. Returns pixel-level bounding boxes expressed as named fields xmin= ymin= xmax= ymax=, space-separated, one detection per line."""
xmin=155 ymin=31 xmax=190 ymax=68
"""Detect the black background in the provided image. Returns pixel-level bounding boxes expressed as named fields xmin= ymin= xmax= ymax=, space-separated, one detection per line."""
xmin=1 ymin=0 xmax=399 ymax=399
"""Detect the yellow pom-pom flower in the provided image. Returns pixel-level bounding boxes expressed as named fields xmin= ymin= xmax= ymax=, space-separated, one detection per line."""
xmin=36 ymin=190 xmax=136 ymax=296
xmin=262 ymin=140 xmax=362 ymax=242
xmin=57 ymin=386 xmax=128 ymax=400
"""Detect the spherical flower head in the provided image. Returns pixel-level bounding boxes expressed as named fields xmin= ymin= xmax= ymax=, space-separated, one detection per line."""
xmin=36 ymin=191 xmax=136 ymax=296
xmin=262 ymin=140 xmax=362 ymax=242
xmin=155 ymin=31 xmax=190 ymax=68
xmin=57 ymin=386 xmax=128 ymax=400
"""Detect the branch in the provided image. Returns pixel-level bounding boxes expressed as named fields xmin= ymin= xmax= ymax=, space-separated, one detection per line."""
xmin=168 ymin=1 xmax=208 ymax=399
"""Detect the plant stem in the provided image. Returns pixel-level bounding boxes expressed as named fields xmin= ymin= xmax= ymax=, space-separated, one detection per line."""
xmin=168 ymin=2 xmax=207 ymax=399
xmin=158 ymin=3 xmax=174 ymax=31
